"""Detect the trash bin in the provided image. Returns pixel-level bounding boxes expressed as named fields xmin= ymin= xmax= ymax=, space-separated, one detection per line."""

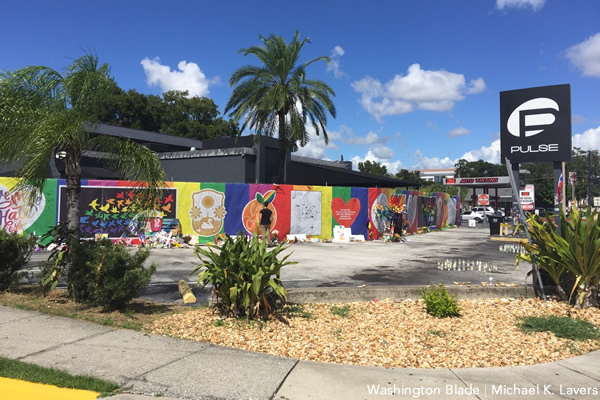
xmin=489 ymin=215 xmax=503 ymax=235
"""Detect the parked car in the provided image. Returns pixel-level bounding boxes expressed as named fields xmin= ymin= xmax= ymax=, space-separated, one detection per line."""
xmin=473 ymin=206 xmax=505 ymax=217
xmin=461 ymin=210 xmax=485 ymax=223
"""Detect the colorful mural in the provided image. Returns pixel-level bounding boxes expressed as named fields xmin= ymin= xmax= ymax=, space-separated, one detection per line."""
xmin=57 ymin=183 xmax=177 ymax=238
xmin=0 ymin=177 xmax=460 ymax=243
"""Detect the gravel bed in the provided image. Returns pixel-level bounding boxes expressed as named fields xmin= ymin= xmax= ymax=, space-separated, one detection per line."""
xmin=148 ymin=298 xmax=600 ymax=368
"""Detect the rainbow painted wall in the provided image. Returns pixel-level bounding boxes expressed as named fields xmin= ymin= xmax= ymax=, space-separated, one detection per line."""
xmin=0 ymin=178 xmax=460 ymax=242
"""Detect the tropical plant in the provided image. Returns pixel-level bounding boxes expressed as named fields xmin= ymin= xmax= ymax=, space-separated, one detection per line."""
xmin=0 ymin=230 xmax=36 ymax=291
xmin=0 ymin=53 xmax=166 ymax=237
xmin=518 ymin=206 xmax=600 ymax=308
xmin=193 ymin=234 xmax=296 ymax=318
xmin=225 ymin=31 xmax=336 ymax=183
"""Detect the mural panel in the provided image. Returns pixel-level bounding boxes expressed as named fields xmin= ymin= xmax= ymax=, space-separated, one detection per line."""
xmin=58 ymin=184 xmax=177 ymax=238
xmin=290 ymin=190 xmax=322 ymax=235
xmin=1 ymin=177 xmax=459 ymax=241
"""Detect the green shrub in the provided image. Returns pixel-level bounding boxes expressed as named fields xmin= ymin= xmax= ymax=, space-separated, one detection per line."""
xmin=66 ymin=239 xmax=156 ymax=311
xmin=193 ymin=234 xmax=296 ymax=319
xmin=519 ymin=315 xmax=600 ymax=341
xmin=420 ymin=284 xmax=461 ymax=318
xmin=0 ymin=230 xmax=36 ymax=291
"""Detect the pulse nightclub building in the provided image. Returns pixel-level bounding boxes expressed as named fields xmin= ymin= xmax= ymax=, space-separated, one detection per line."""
xmin=0 ymin=123 xmax=418 ymax=189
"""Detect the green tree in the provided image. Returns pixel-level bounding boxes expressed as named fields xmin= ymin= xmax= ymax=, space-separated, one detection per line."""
xmin=97 ymin=88 xmax=238 ymax=139
xmin=521 ymin=162 xmax=554 ymax=208
xmin=395 ymin=169 xmax=423 ymax=185
xmin=454 ymin=159 xmax=507 ymax=177
xmin=225 ymin=31 xmax=336 ymax=183
xmin=0 ymin=53 xmax=166 ymax=235
xmin=567 ymin=148 xmax=600 ymax=203
xmin=358 ymin=160 xmax=389 ymax=177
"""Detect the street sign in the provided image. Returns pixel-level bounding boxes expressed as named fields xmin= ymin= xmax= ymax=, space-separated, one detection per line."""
xmin=478 ymin=194 xmax=490 ymax=206
xmin=569 ymin=171 xmax=577 ymax=183
xmin=500 ymin=84 xmax=572 ymax=163
xmin=519 ymin=184 xmax=535 ymax=211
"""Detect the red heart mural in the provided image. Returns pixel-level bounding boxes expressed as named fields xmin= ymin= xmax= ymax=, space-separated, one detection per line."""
xmin=331 ymin=197 xmax=360 ymax=226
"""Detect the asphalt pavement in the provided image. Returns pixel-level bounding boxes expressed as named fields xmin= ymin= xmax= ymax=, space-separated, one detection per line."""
xmin=26 ymin=223 xmax=536 ymax=304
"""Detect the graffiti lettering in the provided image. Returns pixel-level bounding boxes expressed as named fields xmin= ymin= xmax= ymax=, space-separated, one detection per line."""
xmin=0 ymin=186 xmax=45 ymax=234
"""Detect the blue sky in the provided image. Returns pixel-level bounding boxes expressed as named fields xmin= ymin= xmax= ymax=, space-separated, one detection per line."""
xmin=2 ymin=0 xmax=599 ymax=173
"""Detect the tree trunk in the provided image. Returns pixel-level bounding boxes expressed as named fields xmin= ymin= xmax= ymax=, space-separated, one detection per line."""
xmin=65 ymin=151 xmax=81 ymax=238
xmin=277 ymin=110 xmax=287 ymax=184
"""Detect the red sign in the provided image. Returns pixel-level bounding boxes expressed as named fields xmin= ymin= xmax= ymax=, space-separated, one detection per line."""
xmin=478 ymin=194 xmax=490 ymax=206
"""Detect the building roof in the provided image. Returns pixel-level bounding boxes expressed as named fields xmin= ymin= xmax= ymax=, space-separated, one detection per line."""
xmin=87 ymin=123 xmax=204 ymax=152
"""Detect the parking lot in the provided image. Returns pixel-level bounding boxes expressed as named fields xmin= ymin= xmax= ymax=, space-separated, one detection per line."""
xmin=26 ymin=223 xmax=531 ymax=303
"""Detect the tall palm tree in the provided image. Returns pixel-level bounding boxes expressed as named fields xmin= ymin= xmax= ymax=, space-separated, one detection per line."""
xmin=0 ymin=53 xmax=166 ymax=236
xmin=225 ymin=32 xmax=336 ymax=183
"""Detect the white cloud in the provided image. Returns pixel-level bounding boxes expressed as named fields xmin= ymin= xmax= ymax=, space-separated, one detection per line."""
xmin=459 ymin=139 xmax=501 ymax=164
xmin=352 ymin=64 xmax=485 ymax=121
xmin=448 ymin=127 xmax=470 ymax=138
xmin=371 ymin=145 xmax=395 ymax=159
xmin=412 ymin=150 xmax=457 ymax=170
xmin=326 ymin=46 xmax=346 ymax=79
xmin=466 ymin=78 xmax=486 ymax=94
xmin=351 ymin=151 xmax=403 ymax=174
xmin=341 ymin=130 xmax=387 ymax=145
xmin=140 ymin=57 xmax=217 ymax=97
xmin=496 ymin=0 xmax=546 ymax=11
xmin=411 ymin=139 xmax=501 ymax=170
xmin=566 ymin=33 xmax=600 ymax=77
xmin=293 ymin=124 xmax=339 ymax=159
xmin=572 ymin=126 xmax=600 ymax=150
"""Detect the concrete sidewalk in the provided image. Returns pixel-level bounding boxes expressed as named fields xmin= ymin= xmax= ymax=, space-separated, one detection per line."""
xmin=1 ymin=306 xmax=599 ymax=400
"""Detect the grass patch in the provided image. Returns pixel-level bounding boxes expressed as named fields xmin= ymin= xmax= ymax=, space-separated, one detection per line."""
xmin=0 ymin=356 xmax=119 ymax=396
xmin=330 ymin=305 xmax=351 ymax=318
xmin=0 ymin=288 xmax=191 ymax=333
xmin=519 ymin=315 xmax=600 ymax=341
xmin=427 ymin=329 xmax=446 ymax=337
xmin=284 ymin=305 xmax=313 ymax=319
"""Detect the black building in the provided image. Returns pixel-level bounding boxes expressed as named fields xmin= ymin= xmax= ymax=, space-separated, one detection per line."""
xmin=2 ymin=123 xmax=419 ymax=189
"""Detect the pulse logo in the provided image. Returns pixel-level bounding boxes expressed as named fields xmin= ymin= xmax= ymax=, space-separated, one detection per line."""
xmin=508 ymin=97 xmax=560 ymax=155
xmin=507 ymin=98 xmax=559 ymax=138
xmin=500 ymin=84 xmax=571 ymax=163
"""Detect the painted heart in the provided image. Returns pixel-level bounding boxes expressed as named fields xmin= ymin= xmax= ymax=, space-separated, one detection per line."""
xmin=0 ymin=184 xmax=46 ymax=234
xmin=331 ymin=197 xmax=360 ymax=226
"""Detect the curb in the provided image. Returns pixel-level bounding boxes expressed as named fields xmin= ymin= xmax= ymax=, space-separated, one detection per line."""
xmin=287 ymin=285 xmax=533 ymax=304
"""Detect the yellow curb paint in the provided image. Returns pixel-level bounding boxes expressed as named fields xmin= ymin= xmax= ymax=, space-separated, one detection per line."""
xmin=0 ymin=377 xmax=100 ymax=400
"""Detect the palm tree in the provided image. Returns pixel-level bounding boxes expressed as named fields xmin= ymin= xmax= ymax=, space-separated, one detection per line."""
xmin=0 ymin=53 xmax=166 ymax=237
xmin=225 ymin=32 xmax=336 ymax=183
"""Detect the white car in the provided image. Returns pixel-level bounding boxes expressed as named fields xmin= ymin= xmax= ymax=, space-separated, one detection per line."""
xmin=461 ymin=210 xmax=485 ymax=223
xmin=473 ymin=206 xmax=505 ymax=217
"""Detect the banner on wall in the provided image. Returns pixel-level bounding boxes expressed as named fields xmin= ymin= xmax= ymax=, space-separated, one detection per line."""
xmin=58 ymin=184 xmax=177 ymax=238
xmin=290 ymin=190 xmax=322 ymax=235
xmin=0 ymin=183 xmax=45 ymax=234
xmin=1 ymin=177 xmax=458 ymax=241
